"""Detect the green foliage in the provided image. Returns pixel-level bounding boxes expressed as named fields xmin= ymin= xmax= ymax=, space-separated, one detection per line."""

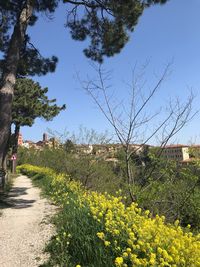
xmin=134 ymin=153 xmax=200 ymax=231
xmin=0 ymin=1 xmax=59 ymax=80
xmin=18 ymin=146 xmax=122 ymax=194
xmin=66 ymin=0 xmax=170 ymax=62
xmin=188 ymin=146 xmax=200 ymax=159
xmin=18 ymin=143 xmax=200 ymax=231
xmin=12 ymin=78 xmax=66 ymax=127
xmin=0 ymin=0 xmax=170 ymax=68
xmin=19 ymin=165 xmax=115 ymax=267
xmin=45 ymin=201 xmax=114 ymax=267
xmin=64 ymin=139 xmax=75 ymax=153
xmin=18 ymin=164 xmax=200 ymax=266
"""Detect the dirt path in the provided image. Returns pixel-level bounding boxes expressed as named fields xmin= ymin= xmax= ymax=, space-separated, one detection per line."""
xmin=0 ymin=175 xmax=56 ymax=267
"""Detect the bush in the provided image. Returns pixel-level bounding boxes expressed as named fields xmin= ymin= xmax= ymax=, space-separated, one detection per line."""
xmin=18 ymin=147 xmax=122 ymax=194
xmin=18 ymin=164 xmax=200 ymax=267
xmin=18 ymin=147 xmax=200 ymax=231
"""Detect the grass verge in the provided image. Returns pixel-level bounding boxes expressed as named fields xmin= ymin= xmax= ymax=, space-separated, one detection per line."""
xmin=18 ymin=164 xmax=200 ymax=267
xmin=0 ymin=172 xmax=17 ymax=215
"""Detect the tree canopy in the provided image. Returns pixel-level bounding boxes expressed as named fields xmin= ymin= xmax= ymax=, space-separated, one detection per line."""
xmin=0 ymin=0 xmax=169 ymax=170
xmin=65 ymin=0 xmax=169 ymax=62
xmin=10 ymin=77 xmax=65 ymax=154
xmin=12 ymin=78 xmax=66 ymax=127
xmin=0 ymin=0 xmax=170 ymax=64
xmin=0 ymin=1 xmax=58 ymax=78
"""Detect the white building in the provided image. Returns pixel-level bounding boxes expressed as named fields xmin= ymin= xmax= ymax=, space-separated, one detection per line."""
xmin=162 ymin=145 xmax=189 ymax=161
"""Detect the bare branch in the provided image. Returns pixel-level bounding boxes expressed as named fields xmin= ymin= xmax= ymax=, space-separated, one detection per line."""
xmin=80 ymin=62 xmax=195 ymax=202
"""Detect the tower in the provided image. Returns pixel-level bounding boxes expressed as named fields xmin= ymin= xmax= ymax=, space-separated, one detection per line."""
xmin=43 ymin=133 xmax=48 ymax=142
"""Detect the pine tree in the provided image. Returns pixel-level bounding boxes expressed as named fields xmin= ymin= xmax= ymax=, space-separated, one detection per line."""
xmin=0 ymin=0 xmax=59 ymax=170
xmin=11 ymin=78 xmax=65 ymax=153
xmin=0 ymin=0 xmax=169 ymax=170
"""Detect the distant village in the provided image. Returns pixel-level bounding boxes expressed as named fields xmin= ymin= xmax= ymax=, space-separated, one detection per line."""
xmin=18 ymin=133 xmax=200 ymax=165
xmin=18 ymin=133 xmax=59 ymax=150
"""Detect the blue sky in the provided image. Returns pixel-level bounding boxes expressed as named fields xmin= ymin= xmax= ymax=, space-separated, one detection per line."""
xmin=21 ymin=0 xmax=200 ymax=144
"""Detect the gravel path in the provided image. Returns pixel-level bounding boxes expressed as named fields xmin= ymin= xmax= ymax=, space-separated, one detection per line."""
xmin=0 ymin=175 xmax=56 ymax=267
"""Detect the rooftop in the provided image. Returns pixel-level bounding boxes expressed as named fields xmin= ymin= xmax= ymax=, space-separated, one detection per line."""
xmin=164 ymin=144 xmax=189 ymax=149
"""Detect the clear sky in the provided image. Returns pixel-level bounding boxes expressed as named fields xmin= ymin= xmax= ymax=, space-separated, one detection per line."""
xmin=20 ymin=0 xmax=200 ymax=144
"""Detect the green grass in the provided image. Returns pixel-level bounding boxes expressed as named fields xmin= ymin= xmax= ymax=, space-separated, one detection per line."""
xmin=0 ymin=172 xmax=18 ymax=216
xmin=23 ymin=170 xmax=116 ymax=267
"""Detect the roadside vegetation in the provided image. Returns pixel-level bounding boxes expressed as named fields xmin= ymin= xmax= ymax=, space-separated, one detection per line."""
xmin=18 ymin=164 xmax=200 ymax=267
xmin=1 ymin=1 xmax=199 ymax=265
xmin=0 ymin=172 xmax=17 ymax=216
xmin=18 ymin=144 xmax=200 ymax=232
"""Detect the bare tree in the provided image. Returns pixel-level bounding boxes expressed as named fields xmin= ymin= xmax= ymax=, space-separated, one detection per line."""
xmin=80 ymin=64 xmax=195 ymax=201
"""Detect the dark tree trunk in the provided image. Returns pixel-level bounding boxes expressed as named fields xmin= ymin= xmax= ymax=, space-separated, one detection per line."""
xmin=0 ymin=126 xmax=10 ymax=189
xmin=0 ymin=94 xmax=12 ymax=166
xmin=0 ymin=1 xmax=33 ymax=170
xmin=2 ymin=126 xmax=11 ymax=170
xmin=13 ymin=123 xmax=20 ymax=155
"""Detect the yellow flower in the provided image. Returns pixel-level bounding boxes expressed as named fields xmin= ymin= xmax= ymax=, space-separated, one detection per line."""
xmin=104 ymin=241 xmax=111 ymax=246
xmin=126 ymin=248 xmax=131 ymax=253
xmin=97 ymin=232 xmax=104 ymax=240
xmin=174 ymin=220 xmax=179 ymax=227
xmin=115 ymin=257 xmax=124 ymax=266
xmin=149 ymin=258 xmax=155 ymax=265
xmin=20 ymin=164 xmax=200 ymax=267
xmin=122 ymin=252 xmax=128 ymax=258
xmin=129 ymin=232 xmax=135 ymax=239
xmin=113 ymin=229 xmax=120 ymax=235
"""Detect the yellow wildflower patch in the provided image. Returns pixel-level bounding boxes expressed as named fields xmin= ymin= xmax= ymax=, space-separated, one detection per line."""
xmin=18 ymin=164 xmax=200 ymax=267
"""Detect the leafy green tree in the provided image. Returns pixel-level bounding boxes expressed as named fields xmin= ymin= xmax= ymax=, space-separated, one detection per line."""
xmin=134 ymin=151 xmax=200 ymax=230
xmin=65 ymin=0 xmax=169 ymax=62
xmin=0 ymin=0 xmax=169 ymax=170
xmin=0 ymin=0 xmax=59 ymax=170
xmin=64 ymin=139 xmax=75 ymax=153
xmin=11 ymin=78 xmax=65 ymax=153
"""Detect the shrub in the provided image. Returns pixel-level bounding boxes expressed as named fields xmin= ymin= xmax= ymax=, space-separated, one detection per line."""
xmin=18 ymin=164 xmax=200 ymax=267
